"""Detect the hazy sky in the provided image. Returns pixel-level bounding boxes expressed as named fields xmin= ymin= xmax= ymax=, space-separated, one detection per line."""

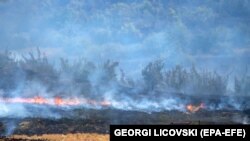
xmin=0 ymin=0 xmax=249 ymax=74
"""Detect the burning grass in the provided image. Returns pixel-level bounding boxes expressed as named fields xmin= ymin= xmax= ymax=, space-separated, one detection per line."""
xmin=186 ymin=103 xmax=205 ymax=113
xmin=0 ymin=97 xmax=111 ymax=107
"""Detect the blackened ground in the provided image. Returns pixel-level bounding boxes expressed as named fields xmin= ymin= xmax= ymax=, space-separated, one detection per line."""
xmin=0 ymin=108 xmax=249 ymax=136
xmin=0 ymin=137 xmax=48 ymax=141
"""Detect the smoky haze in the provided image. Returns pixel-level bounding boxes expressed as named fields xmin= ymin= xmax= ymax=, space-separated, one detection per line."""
xmin=0 ymin=0 xmax=250 ymax=134
xmin=0 ymin=0 xmax=249 ymax=73
xmin=0 ymin=49 xmax=249 ymax=115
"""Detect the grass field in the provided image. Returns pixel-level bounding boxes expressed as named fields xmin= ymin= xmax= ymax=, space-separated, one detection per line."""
xmin=2 ymin=133 xmax=109 ymax=141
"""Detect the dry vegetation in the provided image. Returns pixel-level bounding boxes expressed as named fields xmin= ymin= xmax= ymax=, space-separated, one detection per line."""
xmin=0 ymin=50 xmax=250 ymax=140
xmin=12 ymin=133 xmax=109 ymax=141
xmin=2 ymin=133 xmax=109 ymax=141
xmin=0 ymin=49 xmax=249 ymax=99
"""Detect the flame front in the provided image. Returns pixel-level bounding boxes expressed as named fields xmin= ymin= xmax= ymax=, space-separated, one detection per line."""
xmin=0 ymin=96 xmax=111 ymax=107
xmin=0 ymin=96 xmax=205 ymax=113
xmin=186 ymin=103 xmax=205 ymax=113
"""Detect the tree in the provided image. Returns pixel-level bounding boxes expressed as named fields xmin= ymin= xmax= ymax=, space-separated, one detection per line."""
xmin=19 ymin=48 xmax=59 ymax=91
xmin=0 ymin=51 xmax=20 ymax=92
xmin=142 ymin=60 xmax=164 ymax=91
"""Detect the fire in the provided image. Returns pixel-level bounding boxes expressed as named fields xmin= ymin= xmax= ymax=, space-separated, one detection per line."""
xmin=54 ymin=97 xmax=63 ymax=106
xmin=0 ymin=96 xmax=111 ymax=107
xmin=34 ymin=96 xmax=48 ymax=104
xmin=0 ymin=96 xmax=205 ymax=113
xmin=186 ymin=103 xmax=205 ymax=113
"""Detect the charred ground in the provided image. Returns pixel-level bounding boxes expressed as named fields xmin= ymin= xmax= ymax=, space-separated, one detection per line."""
xmin=0 ymin=108 xmax=250 ymax=136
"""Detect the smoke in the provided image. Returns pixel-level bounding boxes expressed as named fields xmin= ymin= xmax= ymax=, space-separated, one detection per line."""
xmin=243 ymin=116 xmax=250 ymax=124
xmin=3 ymin=120 xmax=17 ymax=136
xmin=0 ymin=0 xmax=249 ymax=135
xmin=233 ymin=115 xmax=249 ymax=125
xmin=0 ymin=50 xmax=249 ymax=135
xmin=0 ymin=51 xmax=249 ymax=115
xmin=0 ymin=0 xmax=249 ymax=74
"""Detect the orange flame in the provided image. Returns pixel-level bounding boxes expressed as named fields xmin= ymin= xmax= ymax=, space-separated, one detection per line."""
xmin=0 ymin=96 xmax=111 ymax=107
xmin=186 ymin=103 xmax=205 ymax=113
xmin=54 ymin=97 xmax=63 ymax=106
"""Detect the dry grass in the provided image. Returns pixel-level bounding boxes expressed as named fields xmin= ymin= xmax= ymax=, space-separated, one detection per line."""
xmin=10 ymin=133 xmax=109 ymax=141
